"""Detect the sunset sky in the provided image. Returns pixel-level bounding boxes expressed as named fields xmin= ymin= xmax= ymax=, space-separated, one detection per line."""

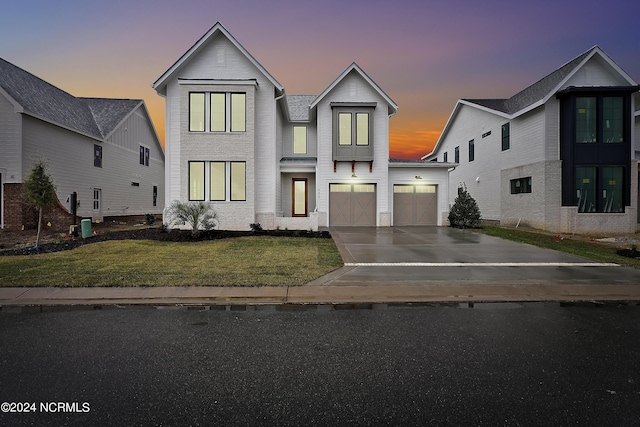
xmin=1 ymin=0 xmax=639 ymax=159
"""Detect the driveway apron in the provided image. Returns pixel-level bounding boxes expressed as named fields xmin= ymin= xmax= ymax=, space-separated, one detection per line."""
xmin=317 ymin=226 xmax=640 ymax=287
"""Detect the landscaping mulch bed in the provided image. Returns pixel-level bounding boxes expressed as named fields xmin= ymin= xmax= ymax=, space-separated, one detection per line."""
xmin=0 ymin=227 xmax=331 ymax=256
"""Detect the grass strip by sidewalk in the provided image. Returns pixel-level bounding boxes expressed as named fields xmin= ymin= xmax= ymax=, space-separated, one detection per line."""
xmin=0 ymin=236 xmax=343 ymax=287
xmin=476 ymin=225 xmax=640 ymax=269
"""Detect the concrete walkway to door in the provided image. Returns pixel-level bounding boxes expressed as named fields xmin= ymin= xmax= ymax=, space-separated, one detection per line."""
xmin=311 ymin=226 xmax=640 ymax=288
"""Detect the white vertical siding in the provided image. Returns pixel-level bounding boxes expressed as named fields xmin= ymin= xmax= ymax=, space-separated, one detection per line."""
xmin=563 ymin=56 xmax=630 ymax=88
xmin=315 ymin=71 xmax=391 ymax=226
xmin=163 ymin=33 xmax=277 ymax=229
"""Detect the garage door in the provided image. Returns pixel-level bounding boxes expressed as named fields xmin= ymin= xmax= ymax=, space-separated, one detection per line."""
xmin=393 ymin=184 xmax=437 ymax=226
xmin=329 ymin=183 xmax=376 ymax=226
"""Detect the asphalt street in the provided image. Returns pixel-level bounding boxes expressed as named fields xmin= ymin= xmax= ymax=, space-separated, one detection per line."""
xmin=1 ymin=303 xmax=639 ymax=426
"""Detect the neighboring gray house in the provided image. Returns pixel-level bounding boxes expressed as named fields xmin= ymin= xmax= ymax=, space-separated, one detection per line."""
xmin=423 ymin=46 xmax=639 ymax=234
xmin=152 ymin=22 xmax=452 ymax=230
xmin=0 ymin=58 xmax=165 ymax=230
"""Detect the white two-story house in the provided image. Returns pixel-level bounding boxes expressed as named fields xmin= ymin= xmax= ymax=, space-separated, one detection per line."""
xmin=424 ymin=46 xmax=639 ymax=234
xmin=153 ymin=22 xmax=452 ymax=230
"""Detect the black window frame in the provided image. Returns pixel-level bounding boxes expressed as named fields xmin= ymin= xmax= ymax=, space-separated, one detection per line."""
xmin=468 ymin=139 xmax=475 ymax=162
xmin=501 ymin=123 xmax=510 ymax=151
xmin=510 ymin=177 xmax=532 ymax=194
xmin=557 ymin=87 xmax=635 ymax=210
xmin=454 ymin=146 xmax=460 ymax=163
xmin=94 ymin=144 xmax=102 ymax=168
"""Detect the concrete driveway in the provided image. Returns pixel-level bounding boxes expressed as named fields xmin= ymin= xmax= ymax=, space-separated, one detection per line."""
xmin=316 ymin=226 xmax=640 ymax=286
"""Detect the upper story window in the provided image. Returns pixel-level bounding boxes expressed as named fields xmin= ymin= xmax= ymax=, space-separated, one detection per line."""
xmin=454 ymin=146 xmax=460 ymax=163
xmin=469 ymin=139 xmax=475 ymax=162
xmin=443 ymin=151 xmax=448 ymax=162
xmin=139 ymin=146 xmax=150 ymax=166
xmin=293 ymin=126 xmax=307 ymax=154
xmin=94 ymin=144 xmax=102 ymax=168
xmin=332 ymin=103 xmax=375 ymax=161
xmin=501 ymin=123 xmax=510 ymax=151
xmin=189 ymin=93 xmax=205 ymax=132
xmin=338 ymin=112 xmax=369 ymax=146
xmin=576 ymin=96 xmax=624 ymax=143
xmin=189 ymin=92 xmax=246 ymax=133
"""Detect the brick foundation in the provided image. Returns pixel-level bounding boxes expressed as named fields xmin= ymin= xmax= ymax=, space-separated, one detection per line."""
xmin=3 ymin=183 xmax=74 ymax=232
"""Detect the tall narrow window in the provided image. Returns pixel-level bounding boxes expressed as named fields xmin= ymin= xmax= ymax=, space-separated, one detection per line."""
xmin=602 ymin=166 xmax=623 ymax=212
xmin=469 ymin=139 xmax=475 ymax=162
xmin=575 ymin=167 xmax=596 ymax=213
xmin=144 ymin=147 xmax=150 ymax=166
xmin=454 ymin=146 xmax=460 ymax=163
xmin=293 ymin=126 xmax=307 ymax=154
xmin=189 ymin=93 xmax=205 ymax=132
xmin=443 ymin=152 xmax=448 ymax=162
xmin=356 ymin=113 xmax=369 ymax=146
xmin=139 ymin=146 xmax=145 ymax=165
xmin=210 ymin=162 xmax=226 ymax=201
xmin=603 ymin=97 xmax=623 ymax=143
xmin=189 ymin=161 xmax=205 ymax=201
xmin=501 ymin=123 xmax=510 ymax=151
xmin=576 ymin=97 xmax=596 ymax=143
xmin=94 ymin=144 xmax=102 ymax=167
xmin=339 ymin=113 xmax=351 ymax=145
xmin=210 ymin=93 xmax=226 ymax=132
xmin=230 ymin=93 xmax=246 ymax=132
xmin=230 ymin=162 xmax=246 ymax=201
xmin=153 ymin=185 xmax=158 ymax=207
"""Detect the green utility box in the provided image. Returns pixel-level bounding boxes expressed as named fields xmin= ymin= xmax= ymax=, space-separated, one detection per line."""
xmin=81 ymin=219 xmax=92 ymax=238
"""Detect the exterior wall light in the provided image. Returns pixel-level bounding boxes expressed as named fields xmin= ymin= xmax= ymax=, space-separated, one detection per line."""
xmin=415 ymin=175 xmax=422 ymax=179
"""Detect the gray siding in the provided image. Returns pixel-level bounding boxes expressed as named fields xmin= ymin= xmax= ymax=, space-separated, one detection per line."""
xmin=0 ymin=93 xmax=22 ymax=182
xmin=21 ymin=115 xmax=164 ymax=219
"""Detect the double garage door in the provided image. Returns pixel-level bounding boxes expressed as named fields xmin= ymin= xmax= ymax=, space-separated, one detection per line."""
xmin=393 ymin=184 xmax=438 ymax=226
xmin=329 ymin=183 xmax=438 ymax=226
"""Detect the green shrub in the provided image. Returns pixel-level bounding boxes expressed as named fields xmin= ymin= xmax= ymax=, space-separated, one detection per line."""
xmin=448 ymin=185 xmax=481 ymax=229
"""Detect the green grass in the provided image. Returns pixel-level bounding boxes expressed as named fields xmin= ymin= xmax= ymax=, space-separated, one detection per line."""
xmin=0 ymin=236 xmax=343 ymax=287
xmin=475 ymin=225 xmax=640 ymax=269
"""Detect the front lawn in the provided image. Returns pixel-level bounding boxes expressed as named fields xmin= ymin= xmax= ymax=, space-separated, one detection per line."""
xmin=476 ymin=225 xmax=640 ymax=269
xmin=0 ymin=236 xmax=343 ymax=287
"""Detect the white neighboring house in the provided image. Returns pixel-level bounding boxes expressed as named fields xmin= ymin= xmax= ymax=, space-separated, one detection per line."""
xmin=424 ymin=46 xmax=640 ymax=234
xmin=152 ymin=22 xmax=453 ymax=230
xmin=0 ymin=58 xmax=165 ymax=230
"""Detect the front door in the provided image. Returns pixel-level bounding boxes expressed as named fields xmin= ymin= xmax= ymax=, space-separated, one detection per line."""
xmin=292 ymin=178 xmax=308 ymax=217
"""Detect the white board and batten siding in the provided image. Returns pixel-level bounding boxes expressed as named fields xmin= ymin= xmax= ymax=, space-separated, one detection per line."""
xmin=315 ymin=71 xmax=391 ymax=227
xmin=163 ymin=33 xmax=278 ymax=230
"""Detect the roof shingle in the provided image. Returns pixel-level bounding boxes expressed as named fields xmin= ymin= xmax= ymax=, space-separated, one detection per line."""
xmin=0 ymin=58 xmax=141 ymax=139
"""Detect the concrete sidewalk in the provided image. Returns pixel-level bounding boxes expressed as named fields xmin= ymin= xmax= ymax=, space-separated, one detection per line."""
xmin=2 ymin=278 xmax=640 ymax=307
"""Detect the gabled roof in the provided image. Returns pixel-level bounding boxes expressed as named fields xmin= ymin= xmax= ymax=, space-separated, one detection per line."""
xmin=82 ymin=98 xmax=144 ymax=139
xmin=310 ymin=63 xmax=398 ymax=116
xmin=152 ymin=22 xmax=283 ymax=96
xmin=423 ymin=46 xmax=639 ymax=160
xmin=0 ymin=57 xmax=150 ymax=141
xmin=286 ymin=95 xmax=316 ymax=121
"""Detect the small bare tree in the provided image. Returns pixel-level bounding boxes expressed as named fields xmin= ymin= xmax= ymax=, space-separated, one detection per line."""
xmin=23 ymin=161 xmax=57 ymax=247
xmin=165 ymin=200 xmax=218 ymax=236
